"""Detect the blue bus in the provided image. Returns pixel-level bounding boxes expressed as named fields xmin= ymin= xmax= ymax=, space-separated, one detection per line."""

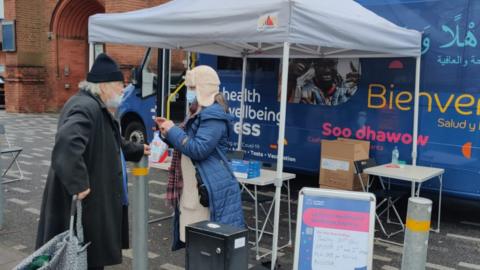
xmin=118 ymin=0 xmax=480 ymax=200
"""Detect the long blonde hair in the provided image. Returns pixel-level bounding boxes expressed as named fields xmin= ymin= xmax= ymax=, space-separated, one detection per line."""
xmin=214 ymin=93 xmax=229 ymax=112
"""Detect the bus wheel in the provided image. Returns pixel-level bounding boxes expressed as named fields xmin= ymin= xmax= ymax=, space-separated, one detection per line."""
xmin=125 ymin=121 xmax=146 ymax=144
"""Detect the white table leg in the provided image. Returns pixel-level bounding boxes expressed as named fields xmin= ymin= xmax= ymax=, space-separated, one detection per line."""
xmin=287 ymin=180 xmax=292 ymax=246
xmin=416 ymin=183 xmax=422 ymax=197
xmin=254 ymin=185 xmax=260 ymax=260
xmin=387 ymin=178 xmax=391 ymax=222
xmin=411 ymin=181 xmax=415 ymax=197
xmin=434 ymin=175 xmax=443 ymax=233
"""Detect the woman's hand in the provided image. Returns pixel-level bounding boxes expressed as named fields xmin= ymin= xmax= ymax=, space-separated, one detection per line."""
xmin=160 ymin=120 xmax=174 ymax=136
xmin=155 ymin=117 xmax=167 ymax=128
xmin=154 ymin=117 xmax=174 ymax=135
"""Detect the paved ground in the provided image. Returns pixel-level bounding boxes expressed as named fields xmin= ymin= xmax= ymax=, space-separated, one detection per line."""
xmin=0 ymin=244 xmax=26 ymax=269
xmin=1 ymin=111 xmax=480 ymax=270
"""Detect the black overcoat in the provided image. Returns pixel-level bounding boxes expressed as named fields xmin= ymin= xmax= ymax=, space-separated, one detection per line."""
xmin=36 ymin=89 xmax=144 ymax=267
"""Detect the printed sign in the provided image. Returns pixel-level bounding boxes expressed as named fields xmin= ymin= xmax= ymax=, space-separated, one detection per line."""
xmin=293 ymin=188 xmax=375 ymax=270
xmin=321 ymin=158 xmax=350 ymax=171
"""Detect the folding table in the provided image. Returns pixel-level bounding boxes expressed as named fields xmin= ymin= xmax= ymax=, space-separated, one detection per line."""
xmin=364 ymin=164 xmax=444 ymax=232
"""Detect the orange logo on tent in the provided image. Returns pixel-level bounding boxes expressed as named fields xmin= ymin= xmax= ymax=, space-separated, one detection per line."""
xmin=258 ymin=14 xmax=278 ymax=31
xmin=462 ymin=142 xmax=472 ymax=159
xmin=265 ymin=16 xmax=275 ymax=26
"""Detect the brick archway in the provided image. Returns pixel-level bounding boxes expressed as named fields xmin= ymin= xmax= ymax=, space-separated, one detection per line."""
xmin=47 ymin=0 xmax=105 ymax=111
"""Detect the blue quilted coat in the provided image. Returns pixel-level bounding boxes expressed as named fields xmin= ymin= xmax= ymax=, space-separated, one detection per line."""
xmin=166 ymin=103 xmax=245 ymax=228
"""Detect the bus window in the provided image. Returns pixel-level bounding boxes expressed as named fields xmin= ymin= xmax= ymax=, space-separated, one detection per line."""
xmin=142 ymin=48 xmax=158 ymax=98
xmin=217 ymin=56 xmax=243 ymax=70
xmin=217 ymin=56 xmax=277 ymax=72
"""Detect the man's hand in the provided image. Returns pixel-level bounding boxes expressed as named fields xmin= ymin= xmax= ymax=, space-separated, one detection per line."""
xmin=77 ymin=188 xmax=91 ymax=200
xmin=144 ymin=144 xmax=151 ymax=155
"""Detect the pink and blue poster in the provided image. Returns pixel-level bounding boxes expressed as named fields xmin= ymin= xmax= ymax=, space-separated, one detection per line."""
xmin=295 ymin=193 xmax=372 ymax=270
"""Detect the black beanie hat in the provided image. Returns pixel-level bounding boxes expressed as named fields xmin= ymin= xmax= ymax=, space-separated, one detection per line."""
xmin=87 ymin=53 xmax=124 ymax=83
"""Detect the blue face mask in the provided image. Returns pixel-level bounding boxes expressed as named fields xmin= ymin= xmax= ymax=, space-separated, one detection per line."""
xmin=186 ymin=89 xmax=196 ymax=104
xmin=106 ymin=92 xmax=124 ymax=109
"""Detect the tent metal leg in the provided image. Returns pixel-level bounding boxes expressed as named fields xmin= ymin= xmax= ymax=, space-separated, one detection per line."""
xmin=271 ymin=41 xmax=290 ymax=270
xmin=254 ymin=185 xmax=260 ymax=260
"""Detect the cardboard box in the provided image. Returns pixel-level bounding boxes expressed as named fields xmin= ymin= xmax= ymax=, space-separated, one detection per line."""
xmin=319 ymin=185 xmax=341 ymax=191
xmin=319 ymin=138 xmax=370 ymax=191
xmin=320 ymin=184 xmax=369 ymax=192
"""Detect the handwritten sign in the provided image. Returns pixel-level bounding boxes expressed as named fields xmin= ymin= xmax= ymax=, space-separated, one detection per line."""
xmin=293 ymin=188 xmax=375 ymax=270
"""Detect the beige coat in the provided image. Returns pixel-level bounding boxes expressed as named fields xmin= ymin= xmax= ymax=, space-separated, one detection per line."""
xmin=179 ymin=155 xmax=210 ymax=242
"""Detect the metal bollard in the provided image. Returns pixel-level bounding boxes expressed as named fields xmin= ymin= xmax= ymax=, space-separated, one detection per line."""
xmin=132 ymin=156 xmax=149 ymax=270
xmin=0 ymin=142 xmax=4 ymax=230
xmin=401 ymin=197 xmax=432 ymax=270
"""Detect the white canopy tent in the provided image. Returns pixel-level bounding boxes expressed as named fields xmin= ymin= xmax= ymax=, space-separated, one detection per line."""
xmin=89 ymin=0 xmax=422 ymax=267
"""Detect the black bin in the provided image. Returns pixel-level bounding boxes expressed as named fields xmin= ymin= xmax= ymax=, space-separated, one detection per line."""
xmin=186 ymin=221 xmax=248 ymax=270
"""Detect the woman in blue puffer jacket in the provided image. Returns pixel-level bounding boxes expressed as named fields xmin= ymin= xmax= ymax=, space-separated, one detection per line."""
xmin=156 ymin=65 xmax=244 ymax=243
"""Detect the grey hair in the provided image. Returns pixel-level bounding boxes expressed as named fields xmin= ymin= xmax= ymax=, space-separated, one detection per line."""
xmin=79 ymin=80 xmax=102 ymax=96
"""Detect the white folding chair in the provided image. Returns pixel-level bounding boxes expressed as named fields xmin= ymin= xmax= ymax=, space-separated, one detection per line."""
xmin=0 ymin=124 xmax=24 ymax=183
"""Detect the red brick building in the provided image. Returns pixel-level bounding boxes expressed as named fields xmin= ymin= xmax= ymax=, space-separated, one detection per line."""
xmin=1 ymin=0 xmax=183 ymax=112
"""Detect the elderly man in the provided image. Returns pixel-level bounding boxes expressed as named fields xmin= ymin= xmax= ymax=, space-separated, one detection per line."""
xmin=36 ymin=53 xmax=149 ymax=270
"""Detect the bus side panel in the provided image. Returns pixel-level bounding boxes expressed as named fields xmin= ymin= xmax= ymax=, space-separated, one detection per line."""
xmin=214 ymin=0 xmax=480 ymax=199
xmin=119 ymin=85 xmax=157 ymax=143
xmin=362 ymin=0 xmax=480 ymax=198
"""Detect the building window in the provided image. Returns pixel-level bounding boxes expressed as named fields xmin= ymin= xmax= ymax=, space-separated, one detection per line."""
xmin=2 ymin=20 xmax=16 ymax=52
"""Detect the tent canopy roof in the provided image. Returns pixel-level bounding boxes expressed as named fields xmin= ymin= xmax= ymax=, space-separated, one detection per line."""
xmin=88 ymin=0 xmax=422 ymax=58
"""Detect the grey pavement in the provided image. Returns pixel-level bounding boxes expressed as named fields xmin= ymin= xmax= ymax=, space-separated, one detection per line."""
xmin=0 ymin=244 xmax=26 ymax=270
xmin=1 ymin=111 xmax=480 ymax=270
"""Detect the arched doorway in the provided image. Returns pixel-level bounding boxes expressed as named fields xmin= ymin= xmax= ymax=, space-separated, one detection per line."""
xmin=48 ymin=0 xmax=105 ymax=110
